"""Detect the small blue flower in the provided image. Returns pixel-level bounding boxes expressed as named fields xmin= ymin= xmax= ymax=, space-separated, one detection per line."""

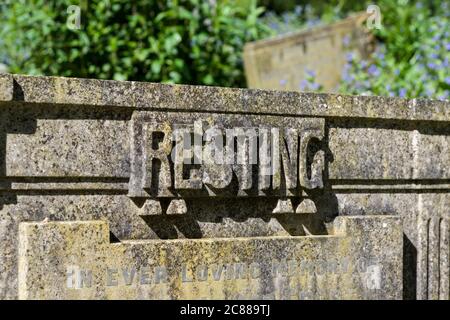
xmin=342 ymin=35 xmax=351 ymax=47
xmin=445 ymin=77 xmax=450 ymax=85
xmin=354 ymin=81 xmax=363 ymax=90
xmin=394 ymin=69 xmax=400 ymax=76
xmin=306 ymin=19 xmax=320 ymax=27
xmin=279 ymin=79 xmax=287 ymax=86
xmin=438 ymin=91 xmax=449 ymax=100
xmin=269 ymin=22 xmax=279 ymax=30
xmin=399 ymin=88 xmax=407 ymax=98
xmin=343 ymin=65 xmax=351 ymax=73
xmin=294 ymin=6 xmax=303 ymax=16
xmin=305 ymin=68 xmax=316 ymax=78
xmin=345 ymin=52 xmax=354 ymax=62
xmin=310 ymin=82 xmax=320 ymax=91
xmin=368 ymin=64 xmax=380 ymax=77
xmin=299 ymin=79 xmax=308 ymax=90
xmin=376 ymin=52 xmax=385 ymax=60
xmin=431 ymin=52 xmax=439 ymax=59
xmin=342 ymin=72 xmax=354 ymax=83
xmin=446 ymin=43 xmax=450 ymax=51
xmin=427 ymin=62 xmax=438 ymax=70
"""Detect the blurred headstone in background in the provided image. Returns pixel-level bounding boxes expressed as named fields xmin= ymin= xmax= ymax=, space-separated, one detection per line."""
xmin=243 ymin=12 xmax=374 ymax=92
xmin=0 ymin=64 xmax=8 ymax=74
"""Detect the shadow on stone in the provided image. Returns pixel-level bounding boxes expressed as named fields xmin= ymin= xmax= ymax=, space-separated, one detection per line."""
xmin=403 ymin=233 xmax=417 ymax=300
xmin=139 ymin=195 xmax=339 ymax=238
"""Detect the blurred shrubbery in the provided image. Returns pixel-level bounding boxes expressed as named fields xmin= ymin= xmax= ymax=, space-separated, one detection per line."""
xmin=263 ymin=0 xmax=450 ymax=100
xmin=339 ymin=0 xmax=450 ymax=100
xmin=0 ymin=0 xmax=269 ymax=87
xmin=0 ymin=0 xmax=448 ymax=100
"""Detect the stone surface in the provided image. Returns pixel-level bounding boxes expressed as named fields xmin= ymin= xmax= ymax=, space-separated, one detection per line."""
xmin=0 ymin=74 xmax=12 ymax=102
xmin=0 ymin=74 xmax=449 ymax=300
xmin=243 ymin=13 xmax=374 ymax=92
xmin=18 ymin=216 xmax=401 ymax=300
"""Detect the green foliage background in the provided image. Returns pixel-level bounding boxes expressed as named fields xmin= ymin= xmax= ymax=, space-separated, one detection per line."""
xmin=0 ymin=0 xmax=269 ymax=87
xmin=261 ymin=0 xmax=450 ymax=100
xmin=0 ymin=0 xmax=449 ymax=99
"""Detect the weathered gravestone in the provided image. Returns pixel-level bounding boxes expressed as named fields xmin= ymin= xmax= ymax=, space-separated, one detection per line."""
xmin=0 ymin=74 xmax=448 ymax=300
xmin=243 ymin=12 xmax=374 ymax=92
xmin=18 ymin=217 xmax=401 ymax=299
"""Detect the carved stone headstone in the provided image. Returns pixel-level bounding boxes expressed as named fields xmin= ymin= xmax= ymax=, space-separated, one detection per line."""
xmin=18 ymin=217 xmax=401 ymax=299
xmin=0 ymin=74 xmax=449 ymax=300
xmin=243 ymin=13 xmax=374 ymax=92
